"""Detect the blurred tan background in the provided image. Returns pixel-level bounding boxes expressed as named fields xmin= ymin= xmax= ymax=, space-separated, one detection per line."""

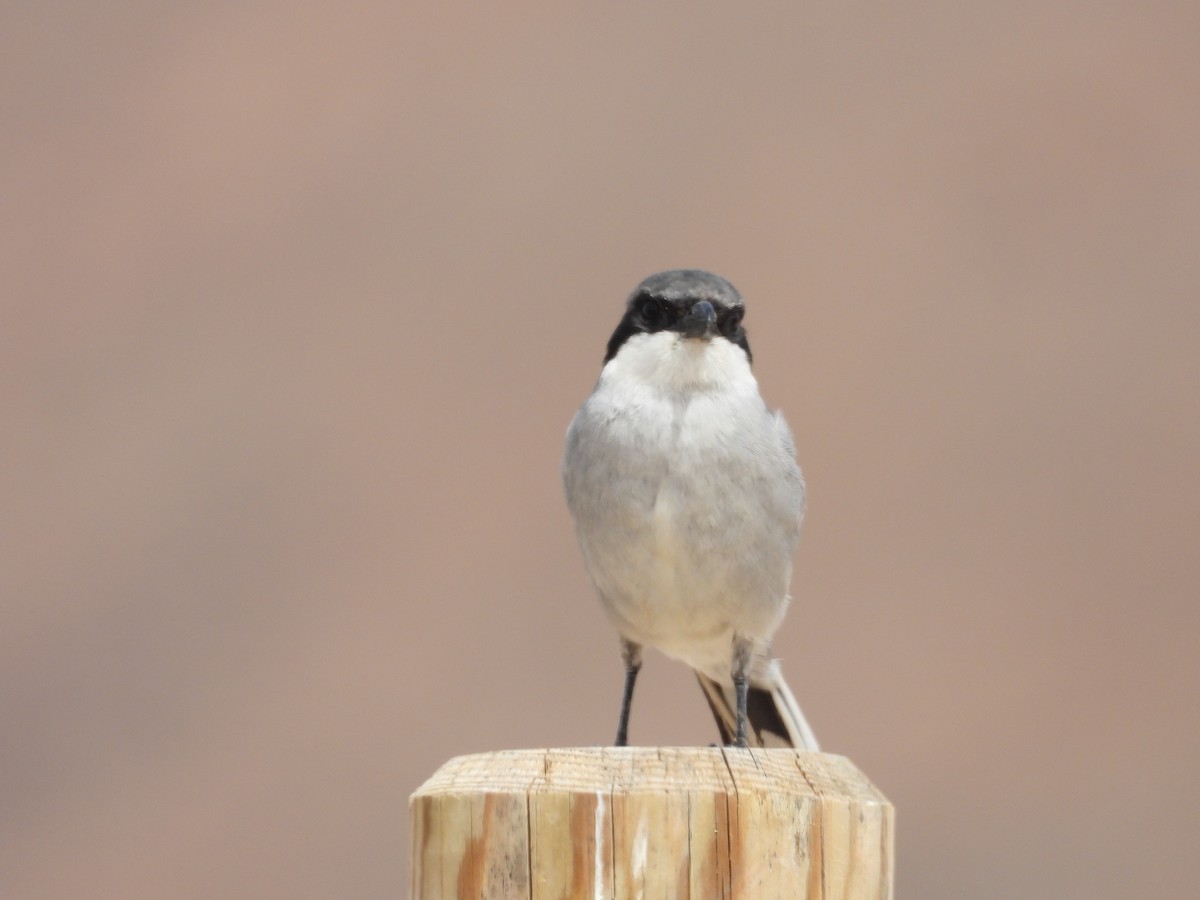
xmin=3 ymin=3 xmax=1198 ymax=897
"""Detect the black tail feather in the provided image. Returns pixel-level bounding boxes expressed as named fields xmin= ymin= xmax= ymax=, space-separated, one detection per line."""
xmin=695 ymin=671 xmax=819 ymax=750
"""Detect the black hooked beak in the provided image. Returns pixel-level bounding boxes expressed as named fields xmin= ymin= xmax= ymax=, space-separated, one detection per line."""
xmin=678 ymin=300 xmax=717 ymax=339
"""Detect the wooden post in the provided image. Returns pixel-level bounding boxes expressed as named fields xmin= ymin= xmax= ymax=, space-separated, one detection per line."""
xmin=410 ymin=747 xmax=893 ymax=899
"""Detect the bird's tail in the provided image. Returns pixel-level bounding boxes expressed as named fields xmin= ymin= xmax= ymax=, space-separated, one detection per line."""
xmin=696 ymin=664 xmax=819 ymax=751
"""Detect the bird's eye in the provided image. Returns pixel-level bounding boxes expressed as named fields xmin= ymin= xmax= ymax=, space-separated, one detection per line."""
xmin=639 ymin=296 xmax=666 ymax=328
xmin=720 ymin=308 xmax=744 ymax=337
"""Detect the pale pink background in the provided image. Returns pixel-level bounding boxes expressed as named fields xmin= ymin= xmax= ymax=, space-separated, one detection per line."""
xmin=4 ymin=4 xmax=1198 ymax=898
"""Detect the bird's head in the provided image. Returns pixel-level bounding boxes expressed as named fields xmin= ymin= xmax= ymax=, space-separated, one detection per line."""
xmin=604 ymin=270 xmax=751 ymax=365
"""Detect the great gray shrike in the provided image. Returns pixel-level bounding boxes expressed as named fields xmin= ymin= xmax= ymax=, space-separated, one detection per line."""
xmin=563 ymin=270 xmax=819 ymax=749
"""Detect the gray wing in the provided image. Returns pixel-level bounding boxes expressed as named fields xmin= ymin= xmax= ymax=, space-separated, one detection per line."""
xmin=773 ymin=409 xmax=807 ymax=526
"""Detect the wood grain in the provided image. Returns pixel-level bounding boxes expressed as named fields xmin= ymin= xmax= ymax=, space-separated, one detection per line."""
xmin=410 ymin=747 xmax=892 ymax=899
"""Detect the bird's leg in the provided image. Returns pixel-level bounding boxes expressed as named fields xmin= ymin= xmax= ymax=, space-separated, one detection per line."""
xmin=731 ymin=636 xmax=752 ymax=748
xmin=614 ymin=639 xmax=642 ymax=747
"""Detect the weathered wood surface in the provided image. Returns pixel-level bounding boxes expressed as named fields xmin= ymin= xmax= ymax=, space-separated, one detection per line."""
xmin=410 ymin=747 xmax=892 ymax=899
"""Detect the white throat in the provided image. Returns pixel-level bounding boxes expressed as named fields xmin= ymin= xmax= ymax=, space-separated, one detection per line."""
xmin=601 ymin=331 xmax=755 ymax=394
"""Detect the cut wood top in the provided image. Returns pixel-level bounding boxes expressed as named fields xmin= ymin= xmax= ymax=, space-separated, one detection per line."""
xmin=411 ymin=747 xmax=889 ymax=805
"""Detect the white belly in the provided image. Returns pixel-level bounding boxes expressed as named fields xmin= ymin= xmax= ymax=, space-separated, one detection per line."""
xmin=563 ymin=334 xmax=804 ymax=681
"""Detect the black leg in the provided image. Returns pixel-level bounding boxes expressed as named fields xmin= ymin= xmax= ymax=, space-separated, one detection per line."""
xmin=615 ymin=640 xmax=642 ymax=746
xmin=732 ymin=637 xmax=751 ymax=748
xmin=733 ymin=673 xmax=750 ymax=747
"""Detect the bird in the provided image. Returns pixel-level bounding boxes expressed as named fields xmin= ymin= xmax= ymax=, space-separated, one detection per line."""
xmin=562 ymin=269 xmax=819 ymax=750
